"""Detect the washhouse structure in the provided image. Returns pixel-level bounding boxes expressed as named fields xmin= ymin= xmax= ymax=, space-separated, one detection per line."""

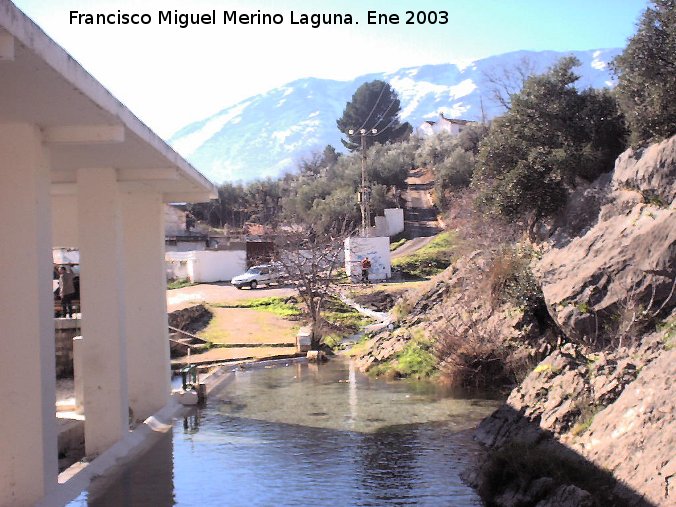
xmin=0 ymin=1 xmax=216 ymax=505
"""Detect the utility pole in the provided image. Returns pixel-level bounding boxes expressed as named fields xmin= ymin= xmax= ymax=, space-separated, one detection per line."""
xmin=349 ymin=128 xmax=377 ymax=237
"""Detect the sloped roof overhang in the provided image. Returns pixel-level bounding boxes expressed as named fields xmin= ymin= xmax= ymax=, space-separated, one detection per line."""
xmin=0 ymin=0 xmax=217 ymax=203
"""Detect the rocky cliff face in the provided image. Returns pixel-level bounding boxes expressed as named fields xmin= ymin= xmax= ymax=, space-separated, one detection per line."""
xmin=536 ymin=136 xmax=676 ymax=344
xmin=473 ymin=135 xmax=676 ymax=506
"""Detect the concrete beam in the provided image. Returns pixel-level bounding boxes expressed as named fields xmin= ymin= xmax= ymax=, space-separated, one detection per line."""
xmin=163 ymin=191 xmax=215 ymax=204
xmin=44 ymin=125 xmax=125 ymax=145
xmin=51 ymin=168 xmax=180 ymax=195
xmin=0 ymin=123 xmax=58 ymax=506
xmin=0 ymin=29 xmax=14 ymax=60
xmin=77 ymin=167 xmax=130 ymax=456
xmin=118 ymin=168 xmax=179 ymax=181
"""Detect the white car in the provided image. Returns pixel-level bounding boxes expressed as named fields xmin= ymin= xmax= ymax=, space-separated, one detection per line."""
xmin=231 ymin=264 xmax=284 ymax=289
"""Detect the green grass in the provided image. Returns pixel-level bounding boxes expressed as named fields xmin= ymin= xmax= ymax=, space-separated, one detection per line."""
xmin=390 ymin=238 xmax=407 ymax=251
xmin=322 ymin=311 xmax=373 ymax=331
xmin=396 ymin=339 xmax=437 ymax=378
xmin=392 ymin=231 xmax=456 ymax=278
xmin=369 ymin=332 xmax=438 ymax=379
xmin=167 ymin=278 xmax=195 ymax=290
xmin=321 ymin=333 xmax=343 ymax=350
xmin=658 ymin=316 xmax=676 ymax=350
xmin=322 ymin=297 xmax=374 ymax=332
xmin=212 ymin=297 xmax=302 ymax=318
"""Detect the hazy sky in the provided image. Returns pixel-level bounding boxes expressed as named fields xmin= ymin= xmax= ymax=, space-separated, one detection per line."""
xmin=13 ymin=0 xmax=648 ymax=138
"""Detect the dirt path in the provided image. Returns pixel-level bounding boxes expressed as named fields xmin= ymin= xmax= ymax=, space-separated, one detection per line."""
xmin=168 ymin=283 xmax=300 ymax=365
xmin=167 ymin=283 xmax=296 ymax=312
xmin=402 ymin=168 xmax=442 ymax=239
xmin=391 ymin=236 xmax=436 ymax=260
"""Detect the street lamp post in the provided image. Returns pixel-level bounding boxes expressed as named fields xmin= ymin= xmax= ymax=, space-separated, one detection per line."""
xmin=349 ymin=128 xmax=377 ymax=237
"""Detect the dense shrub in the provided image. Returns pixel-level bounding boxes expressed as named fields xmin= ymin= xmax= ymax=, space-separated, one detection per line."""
xmin=613 ymin=0 xmax=676 ymax=146
xmin=473 ymin=57 xmax=626 ymax=225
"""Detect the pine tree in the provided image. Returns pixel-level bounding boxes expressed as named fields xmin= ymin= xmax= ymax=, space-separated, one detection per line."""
xmin=336 ymin=80 xmax=411 ymax=151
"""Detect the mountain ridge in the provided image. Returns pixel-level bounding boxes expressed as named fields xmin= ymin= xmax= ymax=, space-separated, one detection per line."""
xmin=169 ymin=48 xmax=620 ymax=183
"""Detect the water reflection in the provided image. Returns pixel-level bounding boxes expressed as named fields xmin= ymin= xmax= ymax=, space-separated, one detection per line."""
xmin=70 ymin=358 xmax=499 ymax=506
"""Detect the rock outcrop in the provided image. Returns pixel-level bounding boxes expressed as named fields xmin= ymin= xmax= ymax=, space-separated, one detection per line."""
xmin=536 ymin=135 xmax=676 ymax=343
xmin=471 ymin=316 xmax=674 ymax=506
xmin=473 ymin=137 xmax=676 ymax=506
xmin=354 ymin=252 xmax=556 ymax=383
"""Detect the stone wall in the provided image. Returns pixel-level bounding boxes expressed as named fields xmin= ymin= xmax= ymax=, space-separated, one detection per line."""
xmin=55 ymin=318 xmax=81 ymax=377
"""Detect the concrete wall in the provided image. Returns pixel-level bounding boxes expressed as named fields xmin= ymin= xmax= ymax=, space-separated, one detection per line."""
xmin=344 ymin=236 xmax=391 ymax=281
xmin=368 ymin=208 xmax=405 ymax=238
xmin=52 ymin=194 xmax=78 ymax=247
xmin=384 ymin=208 xmax=404 ymax=236
xmin=166 ymin=250 xmax=247 ymax=283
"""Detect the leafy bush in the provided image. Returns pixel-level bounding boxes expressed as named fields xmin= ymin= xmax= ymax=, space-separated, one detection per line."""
xmin=167 ymin=278 xmax=195 ymax=290
xmin=486 ymin=246 xmax=544 ymax=313
xmin=474 ymin=57 xmax=626 ymax=224
xmin=613 ymin=0 xmax=676 ymax=145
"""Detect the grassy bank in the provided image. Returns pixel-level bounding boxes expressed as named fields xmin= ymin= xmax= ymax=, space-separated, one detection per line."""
xmin=392 ymin=231 xmax=457 ymax=278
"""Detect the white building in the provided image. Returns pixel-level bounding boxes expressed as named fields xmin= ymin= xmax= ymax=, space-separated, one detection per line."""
xmin=416 ymin=113 xmax=472 ymax=138
xmin=0 ymin=1 xmax=216 ymax=505
xmin=344 ymin=236 xmax=392 ymax=282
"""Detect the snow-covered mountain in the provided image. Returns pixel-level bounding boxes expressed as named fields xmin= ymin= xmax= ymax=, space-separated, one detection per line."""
xmin=169 ymin=48 xmax=620 ymax=183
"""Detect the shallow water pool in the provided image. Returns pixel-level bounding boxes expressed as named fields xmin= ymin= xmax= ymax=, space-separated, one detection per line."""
xmin=69 ymin=359 xmax=500 ymax=506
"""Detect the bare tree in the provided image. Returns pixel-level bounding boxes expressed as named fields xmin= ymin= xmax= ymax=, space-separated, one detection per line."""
xmin=481 ymin=56 xmax=537 ymax=111
xmin=274 ymin=226 xmax=351 ymax=349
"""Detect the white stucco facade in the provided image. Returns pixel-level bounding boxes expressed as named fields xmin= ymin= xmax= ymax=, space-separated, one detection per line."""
xmin=344 ymin=236 xmax=392 ymax=281
xmin=416 ymin=113 xmax=472 ymax=138
xmin=166 ymin=249 xmax=247 ymax=283
xmin=0 ymin=1 xmax=216 ymax=505
xmin=368 ymin=207 xmax=405 ymax=238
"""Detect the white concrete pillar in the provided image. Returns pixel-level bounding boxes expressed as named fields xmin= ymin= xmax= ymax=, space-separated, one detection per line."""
xmin=0 ymin=123 xmax=58 ymax=506
xmin=121 ymin=191 xmax=171 ymax=421
xmin=73 ymin=336 xmax=84 ymax=413
xmin=77 ymin=168 xmax=129 ymax=456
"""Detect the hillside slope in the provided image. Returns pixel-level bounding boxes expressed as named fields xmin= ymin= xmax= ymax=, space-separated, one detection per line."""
xmin=354 ymin=136 xmax=676 ymax=505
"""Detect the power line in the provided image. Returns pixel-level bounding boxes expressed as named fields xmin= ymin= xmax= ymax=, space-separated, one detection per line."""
xmin=356 ymin=82 xmax=389 ymax=133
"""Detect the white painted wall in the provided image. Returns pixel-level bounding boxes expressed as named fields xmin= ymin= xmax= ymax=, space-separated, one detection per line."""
xmin=384 ymin=208 xmax=404 ymax=236
xmin=374 ymin=216 xmax=389 ymax=237
xmin=77 ymin=168 xmax=130 ymax=457
xmin=368 ymin=208 xmax=405 ymax=238
xmin=166 ymin=250 xmax=247 ymax=282
xmin=344 ymin=236 xmax=391 ymax=281
xmin=0 ymin=123 xmax=58 ymax=506
xmin=52 ymin=194 xmax=78 ymax=247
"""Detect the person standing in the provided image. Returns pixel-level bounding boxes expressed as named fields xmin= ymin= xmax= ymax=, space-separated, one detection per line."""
xmin=361 ymin=256 xmax=372 ymax=284
xmin=58 ymin=266 xmax=76 ymax=318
